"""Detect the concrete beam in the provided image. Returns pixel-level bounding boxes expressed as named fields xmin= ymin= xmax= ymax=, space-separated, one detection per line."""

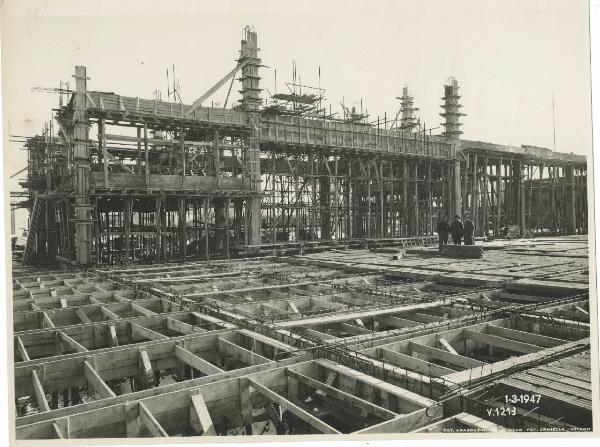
xmin=286 ymin=369 xmax=397 ymax=420
xmin=166 ymin=317 xmax=205 ymax=335
xmin=463 ymin=329 xmax=541 ymax=354
xmin=217 ymin=337 xmax=271 ymax=366
xmin=377 ymin=314 xmax=422 ymax=329
xmin=486 ymin=325 xmax=564 ymax=348
xmin=276 ymin=301 xmax=445 ymax=328
xmin=130 ymin=322 xmax=168 ymax=342
xmin=379 ymin=348 xmax=455 ymax=377
xmin=174 ymin=345 xmax=224 ymax=376
xmin=410 ymin=342 xmax=486 ymax=369
xmin=130 ymin=302 xmax=157 ymax=317
xmin=245 ymin=377 xmax=341 ymax=434
xmin=407 ymin=313 xmax=445 ymax=324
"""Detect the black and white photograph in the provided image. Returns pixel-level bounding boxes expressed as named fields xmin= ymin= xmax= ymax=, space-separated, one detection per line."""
xmin=1 ymin=0 xmax=598 ymax=445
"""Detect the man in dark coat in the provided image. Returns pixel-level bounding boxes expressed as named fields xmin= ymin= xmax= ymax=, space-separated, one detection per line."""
xmin=450 ymin=215 xmax=463 ymax=245
xmin=463 ymin=214 xmax=475 ymax=245
xmin=436 ymin=214 xmax=450 ymax=252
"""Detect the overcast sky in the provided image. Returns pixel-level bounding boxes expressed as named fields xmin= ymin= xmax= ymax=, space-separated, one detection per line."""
xmin=2 ymin=0 xmax=593 ymax=231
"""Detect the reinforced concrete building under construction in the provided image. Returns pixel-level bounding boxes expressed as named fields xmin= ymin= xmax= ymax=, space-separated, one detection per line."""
xmin=10 ymin=27 xmax=592 ymax=440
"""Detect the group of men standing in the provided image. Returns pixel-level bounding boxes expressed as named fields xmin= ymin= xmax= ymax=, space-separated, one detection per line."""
xmin=436 ymin=214 xmax=475 ymax=252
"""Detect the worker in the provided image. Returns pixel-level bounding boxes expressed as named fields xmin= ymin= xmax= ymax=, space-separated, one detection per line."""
xmin=463 ymin=214 xmax=475 ymax=245
xmin=436 ymin=214 xmax=450 ymax=252
xmin=450 ymin=215 xmax=463 ymax=245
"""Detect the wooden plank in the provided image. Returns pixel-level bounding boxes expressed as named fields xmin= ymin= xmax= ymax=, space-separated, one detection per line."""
xmin=75 ymin=308 xmax=92 ymax=324
xmin=245 ymin=378 xmax=341 ymax=434
xmin=438 ymin=338 xmax=458 ymax=355
xmin=487 ymin=325 xmax=564 ymax=348
xmin=410 ymin=342 xmax=486 ymax=369
xmin=31 ymin=370 xmax=50 ymax=412
xmin=108 ymin=324 xmax=119 ymax=347
xmin=52 ymin=421 xmax=66 ymax=439
xmin=17 ymin=336 xmax=30 ymax=362
xmin=286 ymin=369 xmax=396 ymax=420
xmin=138 ymin=402 xmax=169 ymax=437
xmin=190 ymin=393 xmax=217 ymax=436
xmin=315 ymin=371 xmax=338 ymax=397
xmin=240 ymin=376 xmax=254 ymax=426
xmin=289 ymin=302 xmax=300 ymax=314
xmin=100 ymin=306 xmax=121 ymax=320
xmin=83 ymin=360 xmax=116 ymax=399
xmin=174 ymin=345 xmax=224 ymax=376
xmin=59 ymin=332 xmax=88 ymax=353
xmin=185 ymin=61 xmax=248 ymax=116
xmin=138 ymin=350 xmax=154 ymax=386
xmin=41 ymin=311 xmax=55 ymax=328
xmin=380 ymin=348 xmax=455 ymax=377
xmin=463 ymin=329 xmax=541 ymax=354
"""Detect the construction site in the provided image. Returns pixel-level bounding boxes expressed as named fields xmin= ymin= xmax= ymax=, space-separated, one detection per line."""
xmin=9 ymin=26 xmax=592 ymax=439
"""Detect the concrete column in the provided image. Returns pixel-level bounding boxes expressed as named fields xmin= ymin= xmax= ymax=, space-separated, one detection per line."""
xmin=123 ymin=197 xmax=131 ymax=265
xmin=179 ymin=197 xmax=187 ymax=262
xmin=568 ymin=164 xmax=577 ymax=234
xmin=453 ymin=158 xmax=462 ymax=218
xmin=214 ymin=198 xmax=226 ymax=252
xmin=471 ymin=154 xmax=479 ymax=234
xmin=154 ymin=197 xmax=162 ymax=263
xmin=440 ymin=78 xmax=465 ymax=218
xmin=519 ymin=162 xmax=526 ymax=235
xmin=234 ymin=199 xmax=243 ymax=245
xmin=240 ymin=27 xmax=262 ymax=246
xmin=161 ymin=199 xmax=167 ymax=261
xmin=73 ymin=66 xmax=92 ymax=265
xmin=319 ymin=176 xmax=331 ymax=239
